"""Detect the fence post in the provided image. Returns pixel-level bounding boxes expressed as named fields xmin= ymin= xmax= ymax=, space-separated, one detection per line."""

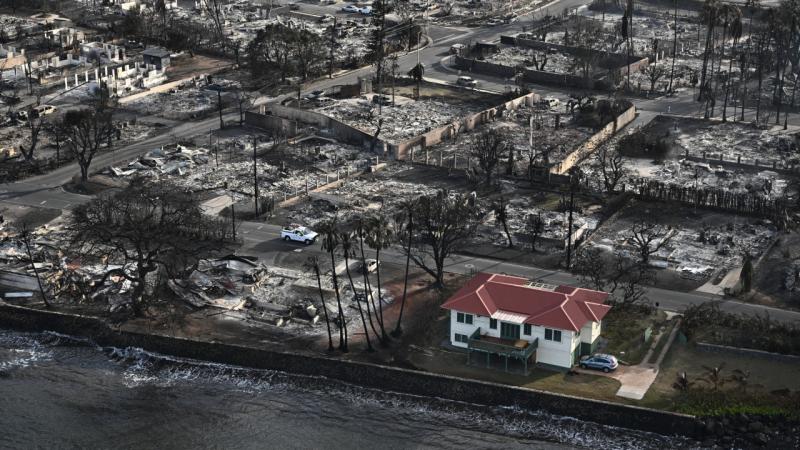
xmin=439 ymin=150 xmax=443 ymax=166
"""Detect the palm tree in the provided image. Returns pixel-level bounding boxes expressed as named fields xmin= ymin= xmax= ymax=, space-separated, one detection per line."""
xmin=668 ymin=0 xmax=679 ymax=93
xmin=364 ymin=212 xmax=392 ymax=344
xmin=721 ymin=6 xmax=743 ymax=121
xmin=699 ymin=363 xmax=727 ymax=391
xmin=319 ymin=218 xmax=348 ymax=352
xmin=408 ymin=62 xmax=424 ymax=101
xmin=307 ymin=256 xmax=334 ymax=352
xmin=698 ymin=0 xmax=722 ymax=106
xmin=672 ymin=371 xmax=695 ymax=391
xmin=730 ymin=368 xmax=751 ymax=393
xmin=713 ymin=4 xmax=741 ymax=119
xmin=392 ymin=202 xmax=414 ymax=337
xmin=340 ymin=227 xmax=374 ymax=352
xmin=356 ymin=218 xmax=383 ymax=343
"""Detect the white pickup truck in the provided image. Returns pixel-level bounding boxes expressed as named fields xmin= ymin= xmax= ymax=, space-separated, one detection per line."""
xmin=281 ymin=225 xmax=318 ymax=245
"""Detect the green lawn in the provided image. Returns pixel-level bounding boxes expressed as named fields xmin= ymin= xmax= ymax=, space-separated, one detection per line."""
xmin=601 ymin=307 xmax=668 ymax=365
xmin=642 ymin=342 xmax=800 ymax=416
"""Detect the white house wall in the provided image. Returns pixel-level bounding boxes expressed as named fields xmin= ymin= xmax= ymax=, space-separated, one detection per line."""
xmin=449 ymin=310 xmax=477 ymax=348
xmin=532 ymin=325 xmax=575 ymax=368
xmin=449 ymin=309 xmax=600 ymax=369
xmin=580 ymin=321 xmax=601 ymax=345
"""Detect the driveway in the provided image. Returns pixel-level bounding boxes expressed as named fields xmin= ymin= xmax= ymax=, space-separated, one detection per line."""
xmin=574 ymin=364 xmax=659 ymax=400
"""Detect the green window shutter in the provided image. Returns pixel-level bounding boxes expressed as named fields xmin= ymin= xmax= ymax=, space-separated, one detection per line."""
xmin=457 ymin=312 xmax=464 ymax=323
xmin=490 ymin=319 xmax=497 ymax=329
xmin=524 ymin=324 xmax=531 ymax=335
xmin=554 ymin=330 xmax=562 ymax=342
xmin=545 ymin=328 xmax=552 ymax=340
xmin=465 ymin=314 xmax=473 ymax=325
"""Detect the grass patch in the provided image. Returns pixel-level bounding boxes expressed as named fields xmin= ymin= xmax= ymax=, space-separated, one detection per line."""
xmin=601 ymin=306 xmax=666 ymax=364
xmin=642 ymin=342 xmax=800 ymax=415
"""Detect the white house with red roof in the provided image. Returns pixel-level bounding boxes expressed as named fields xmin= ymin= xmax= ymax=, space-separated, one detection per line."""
xmin=441 ymin=272 xmax=611 ymax=371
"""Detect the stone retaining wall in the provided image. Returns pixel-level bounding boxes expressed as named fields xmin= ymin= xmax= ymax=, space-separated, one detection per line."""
xmin=696 ymin=342 xmax=800 ymax=363
xmin=0 ymin=301 xmax=703 ymax=440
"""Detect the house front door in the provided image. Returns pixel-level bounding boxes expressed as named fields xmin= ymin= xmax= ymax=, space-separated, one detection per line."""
xmin=500 ymin=322 xmax=520 ymax=341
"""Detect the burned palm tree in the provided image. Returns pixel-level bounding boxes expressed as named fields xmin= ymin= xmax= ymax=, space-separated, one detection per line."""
xmin=364 ymin=212 xmax=392 ymax=344
xmin=340 ymin=227 xmax=374 ymax=352
xmin=356 ymin=217 xmax=383 ymax=344
xmin=319 ymin=218 xmax=348 ymax=352
xmin=392 ymin=201 xmax=414 ymax=337
xmin=698 ymin=0 xmax=722 ymax=107
xmin=494 ymin=196 xmax=513 ymax=248
xmin=714 ymin=4 xmax=742 ymax=119
xmin=306 ymin=256 xmax=334 ymax=352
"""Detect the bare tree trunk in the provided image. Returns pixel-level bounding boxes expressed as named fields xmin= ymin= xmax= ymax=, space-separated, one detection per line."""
xmin=343 ymin=251 xmax=374 ymax=351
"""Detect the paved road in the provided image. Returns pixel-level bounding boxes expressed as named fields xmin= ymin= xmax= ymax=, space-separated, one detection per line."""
xmin=235 ymin=221 xmax=800 ymax=325
xmin=2 ymin=0 xmax=799 ymax=324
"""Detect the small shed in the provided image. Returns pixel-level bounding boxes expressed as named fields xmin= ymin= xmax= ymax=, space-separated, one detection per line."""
xmin=142 ymin=47 xmax=171 ymax=70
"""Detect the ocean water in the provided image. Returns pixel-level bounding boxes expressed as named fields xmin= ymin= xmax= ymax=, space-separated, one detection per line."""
xmin=0 ymin=329 xmax=694 ymax=449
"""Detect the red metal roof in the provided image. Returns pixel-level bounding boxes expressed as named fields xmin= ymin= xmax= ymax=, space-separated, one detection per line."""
xmin=441 ymin=273 xmax=611 ymax=332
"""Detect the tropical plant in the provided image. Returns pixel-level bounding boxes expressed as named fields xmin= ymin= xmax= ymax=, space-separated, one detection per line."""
xmin=340 ymin=227 xmax=374 ymax=352
xmin=700 ymin=363 xmax=727 ymax=391
xmin=306 ymin=256 xmax=334 ymax=352
xmin=364 ymin=212 xmax=393 ymax=343
xmin=319 ymin=218 xmax=348 ymax=352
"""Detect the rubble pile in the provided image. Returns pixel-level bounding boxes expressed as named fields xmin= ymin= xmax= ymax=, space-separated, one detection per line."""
xmin=283 ymin=172 xmax=444 ymax=227
xmin=315 ymin=96 xmax=473 ymax=142
xmin=476 ymin=195 xmax=601 ymax=247
xmin=485 ymin=46 xmax=580 ymax=75
xmin=674 ymin=122 xmax=800 ymax=169
xmin=107 ymin=138 xmax=376 ymax=200
xmin=588 ymin=211 xmax=777 ymax=281
xmin=430 ymin=104 xmax=593 ymax=170
xmin=125 ymin=79 xmax=240 ymax=120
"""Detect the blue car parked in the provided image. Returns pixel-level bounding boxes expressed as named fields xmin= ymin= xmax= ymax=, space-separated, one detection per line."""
xmin=579 ymin=354 xmax=619 ymax=373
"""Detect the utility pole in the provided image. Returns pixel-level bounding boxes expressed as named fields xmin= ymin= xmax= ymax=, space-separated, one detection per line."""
xmin=253 ymin=135 xmax=259 ymax=216
xmin=217 ymin=89 xmax=224 ymax=129
xmin=668 ymin=0 xmax=678 ymax=93
xmin=225 ymin=182 xmax=236 ymax=240
xmin=566 ymin=187 xmax=575 ymax=270
xmin=21 ymin=225 xmax=49 ymax=309
xmin=328 ymin=17 xmax=337 ymax=79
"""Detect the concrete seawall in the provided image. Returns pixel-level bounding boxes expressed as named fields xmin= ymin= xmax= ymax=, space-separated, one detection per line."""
xmin=0 ymin=301 xmax=703 ymax=440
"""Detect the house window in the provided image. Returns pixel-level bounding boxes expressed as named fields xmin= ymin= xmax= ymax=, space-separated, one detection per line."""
xmin=454 ymin=333 xmax=468 ymax=343
xmin=457 ymin=312 xmax=464 ymax=323
xmin=545 ymin=328 xmax=562 ymax=342
xmin=523 ymin=324 xmax=531 ymax=335
xmin=490 ymin=318 xmax=497 ymax=329
xmin=456 ymin=313 xmax=473 ymax=324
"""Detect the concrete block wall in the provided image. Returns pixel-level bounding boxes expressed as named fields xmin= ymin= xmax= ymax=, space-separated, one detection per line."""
xmin=552 ymin=105 xmax=637 ymax=175
xmin=394 ymin=92 xmax=539 ymax=160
